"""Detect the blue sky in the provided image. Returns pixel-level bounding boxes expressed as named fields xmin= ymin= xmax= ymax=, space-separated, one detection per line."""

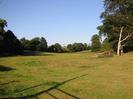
xmin=0 ymin=0 xmax=104 ymax=45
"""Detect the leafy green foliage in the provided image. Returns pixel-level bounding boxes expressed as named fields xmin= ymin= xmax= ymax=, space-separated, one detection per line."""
xmin=91 ymin=34 xmax=101 ymax=52
xmin=29 ymin=37 xmax=41 ymax=51
xmin=20 ymin=38 xmax=31 ymax=50
xmin=98 ymin=0 xmax=133 ymax=52
xmin=37 ymin=37 xmax=48 ymax=51
xmin=67 ymin=43 xmax=90 ymax=52
xmin=20 ymin=37 xmax=48 ymax=51
xmin=0 ymin=30 xmax=23 ymax=55
xmin=48 ymin=43 xmax=63 ymax=53
xmin=4 ymin=30 xmax=23 ymax=54
xmin=101 ymin=38 xmax=112 ymax=51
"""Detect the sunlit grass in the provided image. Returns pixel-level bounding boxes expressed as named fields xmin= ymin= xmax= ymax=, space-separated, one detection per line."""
xmin=0 ymin=52 xmax=133 ymax=99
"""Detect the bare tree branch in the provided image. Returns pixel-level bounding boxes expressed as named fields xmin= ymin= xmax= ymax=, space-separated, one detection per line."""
xmin=120 ymin=34 xmax=132 ymax=43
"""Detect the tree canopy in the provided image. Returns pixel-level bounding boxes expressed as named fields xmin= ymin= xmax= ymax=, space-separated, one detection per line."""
xmin=98 ymin=0 xmax=133 ymax=54
xmin=20 ymin=37 xmax=48 ymax=51
xmin=91 ymin=34 xmax=101 ymax=52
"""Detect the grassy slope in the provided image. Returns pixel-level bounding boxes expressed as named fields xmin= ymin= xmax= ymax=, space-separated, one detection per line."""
xmin=0 ymin=52 xmax=133 ymax=99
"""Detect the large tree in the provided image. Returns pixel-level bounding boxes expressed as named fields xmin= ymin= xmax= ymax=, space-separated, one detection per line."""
xmin=98 ymin=0 xmax=133 ymax=56
xmin=3 ymin=30 xmax=23 ymax=54
xmin=0 ymin=19 xmax=23 ymax=55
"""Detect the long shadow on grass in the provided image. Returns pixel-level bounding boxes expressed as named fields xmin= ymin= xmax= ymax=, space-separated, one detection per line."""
xmin=3 ymin=74 xmax=88 ymax=99
xmin=32 ymin=74 xmax=87 ymax=99
xmin=23 ymin=74 xmax=88 ymax=99
xmin=0 ymin=80 xmax=18 ymax=86
xmin=46 ymin=92 xmax=59 ymax=99
xmin=56 ymin=88 xmax=80 ymax=98
xmin=0 ymin=65 xmax=15 ymax=72
xmin=15 ymin=82 xmax=59 ymax=93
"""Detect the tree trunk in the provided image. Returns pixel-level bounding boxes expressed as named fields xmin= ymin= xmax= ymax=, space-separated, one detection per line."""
xmin=120 ymin=45 xmax=123 ymax=55
xmin=117 ymin=41 xmax=121 ymax=56
xmin=117 ymin=27 xmax=123 ymax=56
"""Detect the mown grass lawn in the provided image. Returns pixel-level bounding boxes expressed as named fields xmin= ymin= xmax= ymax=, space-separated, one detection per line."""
xmin=0 ymin=52 xmax=133 ymax=99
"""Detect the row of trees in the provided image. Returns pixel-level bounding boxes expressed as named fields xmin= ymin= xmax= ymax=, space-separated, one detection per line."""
xmin=20 ymin=37 xmax=91 ymax=53
xmin=20 ymin=35 xmax=111 ymax=53
xmin=20 ymin=37 xmax=47 ymax=51
xmin=66 ymin=43 xmax=90 ymax=52
xmin=0 ymin=18 xmax=95 ymax=55
xmin=0 ymin=17 xmax=100 ymax=55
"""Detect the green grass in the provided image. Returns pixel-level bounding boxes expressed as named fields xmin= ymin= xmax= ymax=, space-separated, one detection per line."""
xmin=0 ymin=52 xmax=133 ymax=99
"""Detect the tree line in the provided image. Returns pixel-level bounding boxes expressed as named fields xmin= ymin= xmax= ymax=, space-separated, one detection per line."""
xmin=0 ymin=19 xmax=108 ymax=56
xmin=0 ymin=17 xmax=132 ymax=56
xmin=20 ymin=37 xmax=91 ymax=53
xmin=0 ymin=18 xmax=92 ymax=56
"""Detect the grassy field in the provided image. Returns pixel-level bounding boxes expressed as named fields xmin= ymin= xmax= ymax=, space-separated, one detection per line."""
xmin=0 ymin=51 xmax=133 ymax=99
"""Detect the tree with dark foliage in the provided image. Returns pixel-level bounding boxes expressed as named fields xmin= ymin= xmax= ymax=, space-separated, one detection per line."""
xmin=37 ymin=37 xmax=48 ymax=51
xmin=48 ymin=43 xmax=63 ymax=53
xmin=20 ymin=37 xmax=48 ymax=51
xmin=98 ymin=0 xmax=133 ymax=55
xmin=3 ymin=30 xmax=23 ymax=54
xmin=91 ymin=34 xmax=101 ymax=52
xmin=67 ymin=43 xmax=89 ymax=52
xmin=20 ymin=37 xmax=30 ymax=50
xmin=0 ymin=19 xmax=23 ymax=55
